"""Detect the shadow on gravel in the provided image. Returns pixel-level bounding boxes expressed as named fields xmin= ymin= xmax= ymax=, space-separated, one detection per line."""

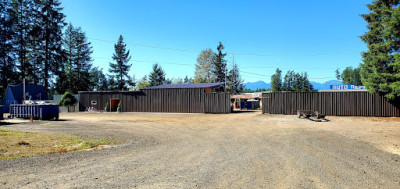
xmin=52 ymin=119 xmax=71 ymax=122
xmin=232 ymin=110 xmax=259 ymax=114
xmin=0 ymin=122 xmax=19 ymax=126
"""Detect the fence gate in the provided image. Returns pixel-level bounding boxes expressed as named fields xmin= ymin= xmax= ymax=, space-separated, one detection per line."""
xmin=204 ymin=93 xmax=231 ymax=114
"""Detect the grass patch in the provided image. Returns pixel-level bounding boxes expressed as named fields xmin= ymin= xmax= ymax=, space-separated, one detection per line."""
xmin=0 ymin=129 xmax=119 ymax=160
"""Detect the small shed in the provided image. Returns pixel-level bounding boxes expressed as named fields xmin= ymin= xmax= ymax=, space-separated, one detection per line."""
xmin=3 ymin=84 xmax=48 ymax=112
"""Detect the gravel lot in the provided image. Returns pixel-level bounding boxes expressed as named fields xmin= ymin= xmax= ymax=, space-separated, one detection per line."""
xmin=1 ymin=112 xmax=400 ymax=188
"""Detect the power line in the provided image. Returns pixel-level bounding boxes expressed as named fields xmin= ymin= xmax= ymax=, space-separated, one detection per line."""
xmin=93 ymin=56 xmax=343 ymax=70
xmin=89 ymin=37 xmax=199 ymax=53
xmin=88 ymin=37 xmax=360 ymax=57
xmin=93 ymin=57 xmax=338 ymax=80
xmin=240 ymin=66 xmax=344 ymax=70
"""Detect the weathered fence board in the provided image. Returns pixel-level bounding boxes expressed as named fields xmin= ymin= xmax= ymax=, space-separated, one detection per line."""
xmin=262 ymin=92 xmax=400 ymax=117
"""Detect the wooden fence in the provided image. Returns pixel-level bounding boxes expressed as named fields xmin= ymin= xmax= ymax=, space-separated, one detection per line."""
xmin=262 ymin=92 xmax=400 ymax=117
xmin=204 ymin=93 xmax=231 ymax=114
xmin=79 ymin=89 xmax=231 ymax=114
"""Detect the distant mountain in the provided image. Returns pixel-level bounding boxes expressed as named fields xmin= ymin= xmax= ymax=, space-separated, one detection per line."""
xmin=244 ymin=80 xmax=343 ymax=90
xmin=311 ymin=80 xmax=343 ymax=90
xmin=244 ymin=81 xmax=271 ymax=90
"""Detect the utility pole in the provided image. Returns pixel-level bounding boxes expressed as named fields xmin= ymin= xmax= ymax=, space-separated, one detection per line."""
xmin=225 ymin=65 xmax=227 ymax=93
xmin=23 ymin=78 xmax=26 ymax=102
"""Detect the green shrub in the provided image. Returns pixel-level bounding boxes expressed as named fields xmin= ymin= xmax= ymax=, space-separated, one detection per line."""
xmin=58 ymin=92 xmax=76 ymax=106
xmin=105 ymin=102 xmax=109 ymax=112
xmin=117 ymin=102 xmax=121 ymax=112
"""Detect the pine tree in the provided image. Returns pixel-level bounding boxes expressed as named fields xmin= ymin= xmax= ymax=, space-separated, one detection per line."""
xmin=148 ymin=63 xmax=166 ymax=86
xmin=360 ymin=0 xmax=400 ymax=100
xmin=0 ymin=0 xmax=16 ymax=98
xmin=89 ymin=67 xmax=108 ymax=91
xmin=270 ymin=68 xmax=282 ymax=92
xmin=10 ymin=0 xmax=36 ymax=84
xmin=282 ymin=70 xmax=313 ymax=92
xmin=227 ymin=62 xmax=244 ymax=94
xmin=57 ymin=23 xmax=92 ymax=93
xmin=183 ymin=76 xmax=189 ymax=83
xmin=73 ymin=27 xmax=93 ymax=92
xmin=109 ymin=35 xmax=134 ymax=90
xmin=194 ymin=49 xmax=214 ymax=83
xmin=58 ymin=23 xmax=74 ymax=92
xmin=212 ymin=42 xmax=227 ymax=83
xmin=282 ymin=71 xmax=294 ymax=91
xmin=340 ymin=66 xmax=362 ymax=86
xmin=35 ymin=0 xmax=66 ymax=91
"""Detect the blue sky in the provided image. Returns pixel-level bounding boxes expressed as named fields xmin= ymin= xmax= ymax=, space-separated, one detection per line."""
xmin=61 ymin=0 xmax=372 ymax=83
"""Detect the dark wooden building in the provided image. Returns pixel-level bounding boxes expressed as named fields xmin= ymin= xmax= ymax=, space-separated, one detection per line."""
xmin=79 ymin=83 xmax=231 ymax=114
xmin=262 ymin=91 xmax=400 ymax=117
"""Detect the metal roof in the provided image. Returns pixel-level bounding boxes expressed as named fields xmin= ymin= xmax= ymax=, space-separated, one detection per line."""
xmin=6 ymin=84 xmax=48 ymax=101
xmin=144 ymin=82 xmax=225 ymax=90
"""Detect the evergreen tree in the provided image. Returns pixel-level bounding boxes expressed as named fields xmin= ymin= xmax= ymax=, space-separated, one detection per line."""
xmin=270 ymin=68 xmax=282 ymax=92
xmin=109 ymin=35 xmax=134 ymax=90
xmin=282 ymin=70 xmax=313 ymax=92
xmin=0 ymin=0 xmax=16 ymax=98
xmin=282 ymin=70 xmax=294 ymax=91
xmin=148 ymin=63 xmax=166 ymax=86
xmin=89 ymin=67 xmax=108 ymax=91
xmin=57 ymin=23 xmax=92 ymax=93
xmin=73 ymin=26 xmax=93 ymax=92
xmin=212 ymin=42 xmax=227 ymax=84
xmin=57 ymin=23 xmax=75 ymax=93
xmin=227 ymin=62 xmax=244 ymax=94
xmin=35 ymin=0 xmax=66 ymax=91
xmin=183 ymin=76 xmax=189 ymax=83
xmin=360 ymin=0 xmax=400 ymax=100
xmin=194 ymin=49 xmax=214 ymax=83
xmin=339 ymin=66 xmax=362 ymax=86
xmin=10 ymin=0 xmax=36 ymax=84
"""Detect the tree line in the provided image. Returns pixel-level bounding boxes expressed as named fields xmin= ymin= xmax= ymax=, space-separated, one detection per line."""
xmin=0 ymin=0 xmax=134 ymax=98
xmin=270 ymin=69 xmax=313 ymax=92
xmin=193 ymin=42 xmax=244 ymax=94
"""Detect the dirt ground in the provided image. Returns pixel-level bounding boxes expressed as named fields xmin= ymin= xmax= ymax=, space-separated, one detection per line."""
xmin=0 ymin=111 xmax=400 ymax=188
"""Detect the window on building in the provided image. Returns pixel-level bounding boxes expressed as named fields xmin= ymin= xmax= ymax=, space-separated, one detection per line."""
xmin=91 ymin=100 xmax=97 ymax=105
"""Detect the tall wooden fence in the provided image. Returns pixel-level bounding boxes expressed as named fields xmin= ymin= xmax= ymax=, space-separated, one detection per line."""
xmin=262 ymin=92 xmax=400 ymax=117
xmin=204 ymin=93 xmax=231 ymax=114
xmin=79 ymin=89 xmax=231 ymax=114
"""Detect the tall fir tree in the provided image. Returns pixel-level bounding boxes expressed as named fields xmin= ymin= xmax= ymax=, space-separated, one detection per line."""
xmin=282 ymin=70 xmax=313 ymax=92
xmin=73 ymin=26 xmax=93 ymax=92
xmin=57 ymin=23 xmax=75 ymax=93
xmin=212 ymin=42 xmax=227 ymax=83
xmin=148 ymin=63 xmax=166 ymax=86
xmin=270 ymin=68 xmax=282 ymax=92
xmin=57 ymin=23 xmax=92 ymax=93
xmin=35 ymin=0 xmax=66 ymax=91
xmin=10 ymin=0 xmax=36 ymax=84
xmin=227 ymin=61 xmax=244 ymax=94
xmin=0 ymin=0 xmax=16 ymax=98
xmin=89 ymin=67 xmax=108 ymax=91
xmin=360 ymin=0 xmax=400 ymax=100
xmin=109 ymin=35 xmax=134 ymax=90
xmin=282 ymin=70 xmax=294 ymax=91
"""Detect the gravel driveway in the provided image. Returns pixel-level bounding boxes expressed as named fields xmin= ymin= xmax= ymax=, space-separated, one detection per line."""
xmin=1 ymin=112 xmax=399 ymax=188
